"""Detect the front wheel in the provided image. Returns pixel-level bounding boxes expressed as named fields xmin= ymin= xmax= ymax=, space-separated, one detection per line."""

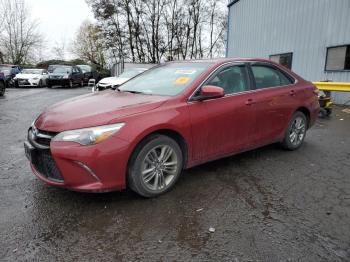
xmin=281 ymin=111 xmax=307 ymax=150
xmin=128 ymin=135 xmax=183 ymax=198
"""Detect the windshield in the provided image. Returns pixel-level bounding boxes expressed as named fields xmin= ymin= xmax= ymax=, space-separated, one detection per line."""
xmin=53 ymin=67 xmax=71 ymax=74
xmin=119 ymin=69 xmax=146 ymax=78
xmin=119 ymin=63 xmax=211 ymax=96
xmin=78 ymin=65 xmax=91 ymax=73
xmin=21 ymin=69 xmax=42 ymax=74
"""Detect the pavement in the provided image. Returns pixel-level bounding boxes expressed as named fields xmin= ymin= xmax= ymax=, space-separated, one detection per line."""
xmin=0 ymin=87 xmax=349 ymax=262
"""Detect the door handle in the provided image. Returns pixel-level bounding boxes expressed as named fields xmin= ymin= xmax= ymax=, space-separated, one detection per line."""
xmin=289 ymin=90 xmax=296 ymax=96
xmin=245 ymin=98 xmax=255 ymax=105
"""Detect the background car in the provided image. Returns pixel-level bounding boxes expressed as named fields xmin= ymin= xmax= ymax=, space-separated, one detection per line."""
xmin=14 ymin=68 xmax=48 ymax=88
xmin=47 ymin=64 xmax=61 ymax=73
xmin=0 ymin=72 xmax=5 ymax=96
xmin=77 ymin=65 xmax=99 ymax=83
xmin=47 ymin=65 xmax=84 ymax=88
xmin=94 ymin=68 xmax=147 ymax=91
xmin=0 ymin=64 xmax=21 ymax=88
xmin=25 ymin=58 xmax=320 ymax=197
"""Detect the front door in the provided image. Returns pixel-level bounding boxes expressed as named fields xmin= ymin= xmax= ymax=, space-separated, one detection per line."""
xmin=188 ymin=64 xmax=256 ymax=161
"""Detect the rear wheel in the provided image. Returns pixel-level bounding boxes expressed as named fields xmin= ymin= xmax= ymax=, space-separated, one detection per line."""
xmin=281 ymin=111 xmax=307 ymax=150
xmin=0 ymin=81 xmax=5 ymax=96
xmin=128 ymin=135 xmax=183 ymax=198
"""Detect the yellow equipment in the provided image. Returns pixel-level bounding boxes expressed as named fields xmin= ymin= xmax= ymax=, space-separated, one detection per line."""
xmin=312 ymin=82 xmax=350 ymax=118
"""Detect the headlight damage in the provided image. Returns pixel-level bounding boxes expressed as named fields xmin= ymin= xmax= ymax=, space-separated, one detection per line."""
xmin=53 ymin=123 xmax=125 ymax=145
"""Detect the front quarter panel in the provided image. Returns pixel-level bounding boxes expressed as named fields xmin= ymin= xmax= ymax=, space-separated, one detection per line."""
xmin=114 ymin=99 xmax=193 ymax=167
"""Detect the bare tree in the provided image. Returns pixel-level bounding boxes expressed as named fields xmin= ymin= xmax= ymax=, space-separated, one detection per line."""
xmin=52 ymin=38 xmax=67 ymax=60
xmin=0 ymin=0 xmax=43 ymax=64
xmin=71 ymin=20 xmax=107 ymax=69
xmin=86 ymin=0 xmax=227 ymax=63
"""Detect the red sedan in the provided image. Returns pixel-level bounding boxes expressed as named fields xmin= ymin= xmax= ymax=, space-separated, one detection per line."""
xmin=24 ymin=58 xmax=320 ymax=197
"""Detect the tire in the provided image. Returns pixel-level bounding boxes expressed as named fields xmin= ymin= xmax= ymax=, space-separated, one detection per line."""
xmin=47 ymin=84 xmax=52 ymax=88
xmin=128 ymin=134 xmax=183 ymax=198
xmin=69 ymin=80 xmax=73 ymax=88
xmin=281 ymin=111 xmax=307 ymax=150
xmin=0 ymin=81 xmax=5 ymax=96
xmin=80 ymin=80 xmax=84 ymax=87
xmin=38 ymin=80 xmax=43 ymax=88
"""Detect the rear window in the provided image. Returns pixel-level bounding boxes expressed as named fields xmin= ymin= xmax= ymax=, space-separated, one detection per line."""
xmin=251 ymin=65 xmax=293 ymax=89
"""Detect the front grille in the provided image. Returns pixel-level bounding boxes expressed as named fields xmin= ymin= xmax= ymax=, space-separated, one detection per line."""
xmin=17 ymin=79 xmax=30 ymax=85
xmin=32 ymin=149 xmax=63 ymax=181
xmin=28 ymin=127 xmax=63 ymax=181
xmin=28 ymin=128 xmax=57 ymax=147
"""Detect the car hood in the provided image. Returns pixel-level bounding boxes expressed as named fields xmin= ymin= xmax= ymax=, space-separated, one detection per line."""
xmin=35 ymin=90 xmax=168 ymax=132
xmin=16 ymin=73 xmax=41 ymax=79
xmin=98 ymin=77 xmax=129 ymax=86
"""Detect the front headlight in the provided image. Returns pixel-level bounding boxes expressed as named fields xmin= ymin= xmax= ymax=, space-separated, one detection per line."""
xmin=53 ymin=123 xmax=125 ymax=145
xmin=63 ymin=75 xmax=69 ymax=79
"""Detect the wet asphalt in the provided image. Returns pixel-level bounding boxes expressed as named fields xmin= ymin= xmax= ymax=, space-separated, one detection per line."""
xmin=0 ymin=87 xmax=349 ymax=262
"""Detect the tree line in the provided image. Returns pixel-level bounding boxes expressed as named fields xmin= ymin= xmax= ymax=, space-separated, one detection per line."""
xmin=85 ymin=0 xmax=227 ymax=64
xmin=0 ymin=0 xmax=227 ymax=68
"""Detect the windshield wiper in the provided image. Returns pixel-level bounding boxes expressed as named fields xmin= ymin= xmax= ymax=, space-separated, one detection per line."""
xmin=120 ymin=90 xmax=144 ymax=94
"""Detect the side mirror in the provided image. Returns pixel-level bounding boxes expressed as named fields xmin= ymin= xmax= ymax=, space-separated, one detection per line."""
xmin=196 ymin=85 xmax=224 ymax=101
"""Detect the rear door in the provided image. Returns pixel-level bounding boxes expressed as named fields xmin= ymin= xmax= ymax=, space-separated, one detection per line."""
xmin=188 ymin=63 xmax=256 ymax=161
xmin=248 ymin=63 xmax=297 ymax=145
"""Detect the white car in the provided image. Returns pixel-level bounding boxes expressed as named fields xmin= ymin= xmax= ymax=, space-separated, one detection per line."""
xmin=93 ymin=68 xmax=147 ymax=92
xmin=15 ymin=69 xmax=48 ymax=87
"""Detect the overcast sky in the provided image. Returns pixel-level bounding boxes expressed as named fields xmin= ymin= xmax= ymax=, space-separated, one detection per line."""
xmin=27 ymin=0 xmax=95 ymax=60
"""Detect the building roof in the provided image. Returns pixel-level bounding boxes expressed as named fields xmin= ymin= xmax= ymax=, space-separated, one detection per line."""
xmin=227 ymin=0 xmax=240 ymax=8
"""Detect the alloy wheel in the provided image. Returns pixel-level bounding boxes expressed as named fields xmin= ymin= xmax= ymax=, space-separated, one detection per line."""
xmin=289 ymin=116 xmax=306 ymax=146
xmin=141 ymin=145 xmax=178 ymax=192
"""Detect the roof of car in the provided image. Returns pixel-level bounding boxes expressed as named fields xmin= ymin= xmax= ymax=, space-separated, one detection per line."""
xmin=167 ymin=58 xmax=273 ymax=65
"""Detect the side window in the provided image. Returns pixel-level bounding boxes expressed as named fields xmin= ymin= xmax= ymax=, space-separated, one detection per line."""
xmin=251 ymin=65 xmax=293 ymax=89
xmin=205 ymin=65 xmax=249 ymax=95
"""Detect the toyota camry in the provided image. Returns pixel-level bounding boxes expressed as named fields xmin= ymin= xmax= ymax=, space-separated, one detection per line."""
xmin=24 ymin=58 xmax=320 ymax=197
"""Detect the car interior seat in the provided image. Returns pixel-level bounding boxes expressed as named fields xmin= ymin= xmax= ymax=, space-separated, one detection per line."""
xmin=260 ymin=75 xmax=278 ymax=88
xmin=219 ymin=71 xmax=244 ymax=94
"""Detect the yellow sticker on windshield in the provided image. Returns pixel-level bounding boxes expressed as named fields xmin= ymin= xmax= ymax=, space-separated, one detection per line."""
xmin=175 ymin=77 xmax=190 ymax=85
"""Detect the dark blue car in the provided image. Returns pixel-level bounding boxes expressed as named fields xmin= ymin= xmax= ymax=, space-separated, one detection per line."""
xmin=0 ymin=64 xmax=21 ymax=90
xmin=0 ymin=72 xmax=5 ymax=96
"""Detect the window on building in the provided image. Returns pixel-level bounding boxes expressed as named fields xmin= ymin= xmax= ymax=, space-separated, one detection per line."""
xmin=251 ymin=65 xmax=293 ymax=89
xmin=325 ymin=45 xmax=350 ymax=71
xmin=269 ymin=53 xmax=293 ymax=69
